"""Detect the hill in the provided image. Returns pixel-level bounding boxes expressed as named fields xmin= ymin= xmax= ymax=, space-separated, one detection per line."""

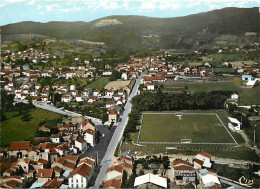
xmin=1 ymin=7 xmax=259 ymax=50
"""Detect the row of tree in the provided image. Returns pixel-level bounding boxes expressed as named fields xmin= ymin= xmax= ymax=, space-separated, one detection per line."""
xmin=132 ymin=91 xmax=233 ymax=112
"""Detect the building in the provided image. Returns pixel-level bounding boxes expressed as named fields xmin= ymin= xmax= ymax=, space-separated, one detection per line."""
xmin=147 ymin=83 xmax=155 ymax=90
xmin=172 ymin=158 xmax=196 ymax=184
xmin=194 ymin=151 xmax=212 ymax=168
xmin=228 ymin=117 xmax=241 ymax=131
xmin=103 ymin=179 xmax=122 ymax=189
xmin=68 ymin=164 xmax=94 ymax=188
xmin=83 ymin=129 xmax=96 ymax=147
xmin=134 ymin=173 xmax=167 ymax=188
xmin=8 ymin=141 xmax=30 ymax=158
xmin=107 ymin=108 xmax=117 ymax=124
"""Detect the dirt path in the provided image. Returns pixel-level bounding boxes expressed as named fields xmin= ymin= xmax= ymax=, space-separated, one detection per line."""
xmin=238 ymin=130 xmax=260 ymax=157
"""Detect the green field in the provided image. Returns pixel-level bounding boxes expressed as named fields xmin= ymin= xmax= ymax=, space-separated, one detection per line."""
xmin=0 ymin=108 xmax=62 ymax=147
xmin=163 ymin=78 xmax=260 ymax=105
xmin=86 ymin=77 xmax=110 ymax=90
xmin=138 ymin=113 xmax=235 ymax=143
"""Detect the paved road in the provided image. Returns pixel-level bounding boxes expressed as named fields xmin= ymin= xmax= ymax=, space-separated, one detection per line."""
xmin=93 ymin=72 xmax=143 ymax=188
xmin=14 ymin=99 xmax=82 ymax=117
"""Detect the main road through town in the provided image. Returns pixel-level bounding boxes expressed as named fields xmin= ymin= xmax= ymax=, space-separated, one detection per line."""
xmin=93 ymin=72 xmax=144 ymax=188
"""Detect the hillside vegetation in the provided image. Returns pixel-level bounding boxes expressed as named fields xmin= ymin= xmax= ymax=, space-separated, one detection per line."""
xmin=1 ymin=7 xmax=259 ymax=50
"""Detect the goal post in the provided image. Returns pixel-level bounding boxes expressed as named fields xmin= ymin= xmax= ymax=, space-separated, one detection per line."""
xmin=181 ymin=139 xmax=192 ymax=144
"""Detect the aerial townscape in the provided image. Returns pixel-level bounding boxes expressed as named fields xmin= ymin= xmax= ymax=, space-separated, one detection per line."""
xmin=0 ymin=2 xmax=260 ymax=189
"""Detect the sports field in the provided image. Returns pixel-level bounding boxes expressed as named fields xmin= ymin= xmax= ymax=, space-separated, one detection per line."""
xmin=138 ymin=113 xmax=236 ymax=144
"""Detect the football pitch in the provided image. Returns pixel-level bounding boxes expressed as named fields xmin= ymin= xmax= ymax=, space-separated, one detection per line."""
xmin=137 ymin=112 xmax=237 ymax=145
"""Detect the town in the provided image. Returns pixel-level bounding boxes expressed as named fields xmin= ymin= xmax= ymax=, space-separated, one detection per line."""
xmin=1 ymin=38 xmax=260 ymax=188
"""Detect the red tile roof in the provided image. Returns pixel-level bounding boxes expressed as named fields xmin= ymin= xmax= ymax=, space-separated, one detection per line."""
xmin=64 ymin=155 xmax=79 ymax=163
xmin=37 ymin=169 xmax=53 ymax=178
xmin=42 ymin=179 xmax=63 ymax=188
xmin=194 ymin=158 xmax=204 ymax=166
xmin=196 ymin=151 xmax=211 ymax=159
xmin=174 ymin=165 xmax=195 ymax=171
xmin=8 ymin=141 xmax=30 ymax=151
xmin=85 ymin=129 xmax=95 ymax=135
xmin=172 ymin=158 xmax=193 ymax=167
xmin=106 ymin=165 xmax=123 ymax=173
xmin=103 ymin=179 xmax=122 ymax=188
xmin=68 ymin=164 xmax=92 ymax=178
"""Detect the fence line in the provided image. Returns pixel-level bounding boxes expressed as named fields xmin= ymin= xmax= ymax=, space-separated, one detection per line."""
xmin=138 ymin=141 xmax=237 ymax=145
xmin=142 ymin=112 xmax=216 ymax=115
xmin=136 ymin=114 xmax=144 ymax=143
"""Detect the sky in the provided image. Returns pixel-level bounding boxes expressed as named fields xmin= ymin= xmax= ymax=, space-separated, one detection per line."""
xmin=0 ymin=0 xmax=259 ymax=25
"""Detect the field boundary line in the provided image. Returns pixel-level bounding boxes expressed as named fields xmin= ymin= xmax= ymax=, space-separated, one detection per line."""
xmin=215 ymin=114 xmax=238 ymax=145
xmin=138 ymin=141 xmax=237 ymax=145
xmin=136 ymin=113 xmax=143 ymax=143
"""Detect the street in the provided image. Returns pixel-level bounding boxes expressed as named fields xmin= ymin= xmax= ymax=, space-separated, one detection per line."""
xmin=93 ymin=72 xmax=144 ymax=188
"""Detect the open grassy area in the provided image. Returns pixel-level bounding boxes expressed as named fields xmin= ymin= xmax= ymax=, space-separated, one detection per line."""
xmin=86 ymin=77 xmax=110 ymax=90
xmin=138 ymin=113 xmax=235 ymax=143
xmin=0 ymin=108 xmax=62 ymax=147
xmin=163 ymin=78 xmax=260 ymax=105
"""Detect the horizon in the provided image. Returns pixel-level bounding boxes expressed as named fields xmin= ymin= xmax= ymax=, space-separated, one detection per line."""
xmin=1 ymin=0 xmax=259 ymax=26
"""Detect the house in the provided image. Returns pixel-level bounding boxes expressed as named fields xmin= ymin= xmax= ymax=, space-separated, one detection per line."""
xmin=198 ymin=169 xmax=221 ymax=188
xmin=81 ymin=119 xmax=95 ymax=131
xmin=17 ymin=157 xmax=30 ymax=173
xmin=37 ymin=168 xmax=55 ymax=183
xmin=172 ymin=158 xmax=196 ymax=184
xmin=246 ymin=79 xmax=257 ymax=88
xmin=195 ymin=151 xmax=212 ymax=168
xmin=68 ymin=164 xmax=94 ymax=188
xmin=61 ymin=95 xmax=71 ymax=102
xmin=42 ymin=179 xmax=63 ymax=188
xmin=88 ymin=96 xmax=97 ymax=103
xmin=8 ymin=141 xmax=30 ymax=158
xmin=83 ymin=129 xmax=96 ymax=147
xmin=134 ymin=173 xmax=167 ymax=188
xmin=92 ymin=89 xmax=100 ymax=97
xmin=107 ymin=108 xmax=117 ymax=124
xmin=231 ymin=93 xmax=239 ymax=100
xmin=70 ymin=84 xmax=76 ymax=91
xmin=106 ymin=101 xmax=115 ymax=108
xmin=121 ymin=72 xmax=128 ymax=80
xmin=82 ymin=89 xmax=89 ymax=97
xmin=50 ymin=134 xmax=60 ymax=143
xmin=75 ymin=138 xmax=88 ymax=153
xmin=75 ymin=95 xmax=83 ymax=102
xmin=105 ymin=165 xmax=123 ymax=181
xmin=77 ymin=156 xmax=95 ymax=168
xmin=105 ymin=90 xmax=114 ymax=98
xmin=222 ymin=62 xmax=229 ymax=67
xmin=147 ymin=83 xmax=155 ymax=90
xmin=242 ymin=74 xmax=253 ymax=81
xmin=103 ymin=179 xmax=122 ymax=189
xmin=228 ymin=117 xmax=241 ymax=131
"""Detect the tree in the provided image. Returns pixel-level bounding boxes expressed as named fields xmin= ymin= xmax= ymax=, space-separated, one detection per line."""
xmin=162 ymin=156 xmax=170 ymax=169
xmin=139 ymin=169 xmax=144 ymax=175
xmin=21 ymin=112 xmax=32 ymax=121
xmin=153 ymin=169 xmax=158 ymax=174
xmin=1 ymin=90 xmax=15 ymax=111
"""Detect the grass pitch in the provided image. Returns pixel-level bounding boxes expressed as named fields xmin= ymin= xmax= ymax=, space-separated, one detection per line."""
xmin=138 ymin=113 xmax=235 ymax=143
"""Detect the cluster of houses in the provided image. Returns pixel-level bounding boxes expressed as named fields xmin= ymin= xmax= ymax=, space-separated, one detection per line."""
xmin=0 ymin=117 xmax=102 ymax=188
xmin=102 ymin=156 xmax=133 ymax=188
xmin=101 ymin=151 xmax=221 ymax=188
